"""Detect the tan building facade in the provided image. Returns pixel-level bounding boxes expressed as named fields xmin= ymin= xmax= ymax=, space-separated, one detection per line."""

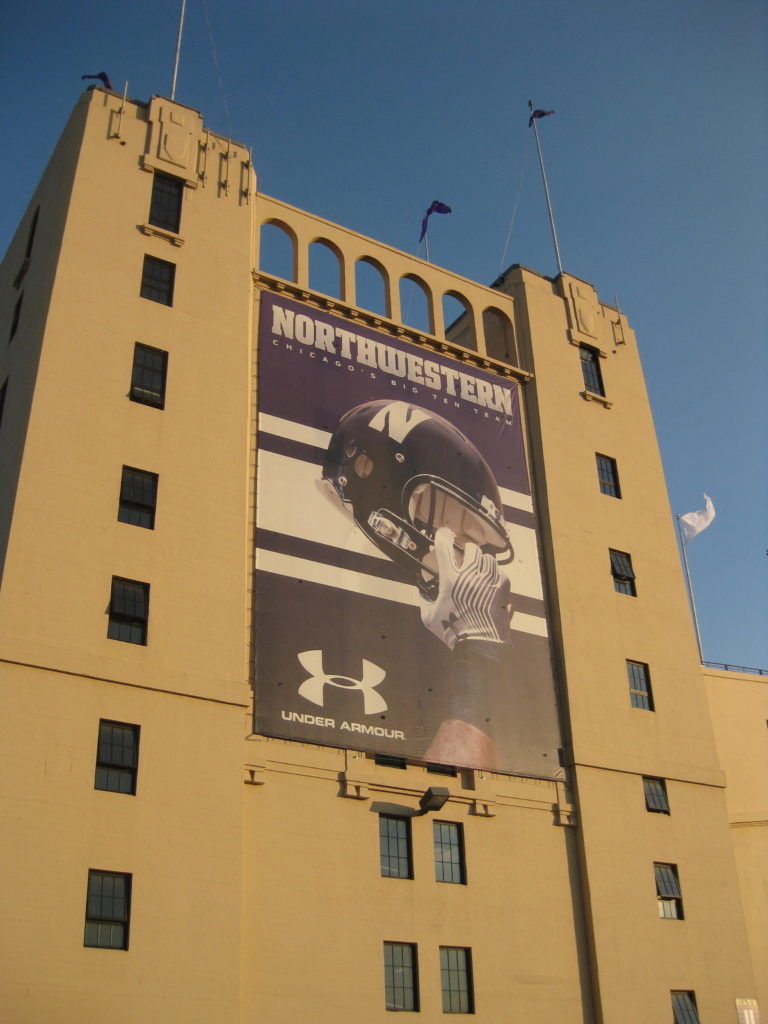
xmin=0 ymin=87 xmax=764 ymax=1023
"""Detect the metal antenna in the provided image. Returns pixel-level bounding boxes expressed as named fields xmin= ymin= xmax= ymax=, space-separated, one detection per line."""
xmin=170 ymin=0 xmax=187 ymax=101
xmin=676 ymin=515 xmax=704 ymax=662
xmin=528 ymin=100 xmax=564 ymax=277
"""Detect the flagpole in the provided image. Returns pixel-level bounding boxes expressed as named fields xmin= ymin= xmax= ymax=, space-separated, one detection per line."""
xmin=676 ymin=514 xmax=704 ymax=662
xmin=528 ymin=100 xmax=563 ymax=277
xmin=424 ymin=233 xmax=430 ymax=263
xmin=170 ymin=0 xmax=187 ymax=101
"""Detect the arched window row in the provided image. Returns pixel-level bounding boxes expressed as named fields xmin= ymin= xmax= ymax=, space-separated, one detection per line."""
xmin=257 ymin=219 xmax=516 ymax=364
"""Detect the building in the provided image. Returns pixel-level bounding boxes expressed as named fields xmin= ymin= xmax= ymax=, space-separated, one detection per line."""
xmin=0 ymin=85 xmax=764 ymax=1024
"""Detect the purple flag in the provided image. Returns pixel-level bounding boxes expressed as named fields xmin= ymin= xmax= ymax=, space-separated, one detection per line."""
xmin=419 ymin=200 xmax=452 ymax=243
xmin=82 ymin=72 xmax=113 ymax=90
xmin=528 ymin=108 xmax=554 ymax=128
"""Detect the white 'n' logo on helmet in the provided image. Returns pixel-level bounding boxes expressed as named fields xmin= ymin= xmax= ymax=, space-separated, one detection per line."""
xmin=368 ymin=402 xmax=430 ymax=444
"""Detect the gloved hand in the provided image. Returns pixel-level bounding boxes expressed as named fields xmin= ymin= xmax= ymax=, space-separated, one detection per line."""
xmin=419 ymin=527 xmax=513 ymax=649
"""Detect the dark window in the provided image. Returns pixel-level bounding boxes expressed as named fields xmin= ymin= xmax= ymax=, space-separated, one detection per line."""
xmin=140 ymin=255 xmax=175 ymax=306
xmin=384 ymin=942 xmax=418 ymax=1012
xmin=9 ymin=292 xmax=24 ymax=342
xmin=440 ymin=947 xmax=473 ymax=1014
xmin=426 ymin=762 xmax=457 ymax=776
xmin=25 ymin=207 xmax=40 ymax=258
xmin=643 ymin=776 xmax=669 ymax=813
xmin=654 ymin=862 xmax=683 ymax=919
xmin=130 ymin=343 xmax=168 ymax=408
xmin=596 ymin=454 xmax=621 ymax=497
xmin=0 ymin=378 xmax=7 ymax=430
xmin=627 ymin=660 xmax=654 ymax=710
xmin=118 ymin=467 xmax=158 ymax=529
xmin=149 ymin=173 xmax=183 ymax=233
xmin=380 ymin=815 xmax=413 ymax=879
xmin=95 ymin=720 xmax=140 ymax=794
xmin=672 ymin=991 xmax=700 ymax=1024
xmin=375 ymin=753 xmax=407 ymax=769
xmin=580 ymin=344 xmax=605 ymax=395
xmin=108 ymin=577 xmax=149 ymax=645
xmin=433 ymin=822 xmax=465 ymax=884
xmin=610 ymin=549 xmax=636 ymax=595
xmin=84 ymin=870 xmax=131 ymax=949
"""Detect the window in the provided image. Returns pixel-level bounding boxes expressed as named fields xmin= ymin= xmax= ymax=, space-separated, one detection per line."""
xmin=0 ymin=377 xmax=7 ymax=430
xmin=149 ymin=173 xmax=183 ymax=233
xmin=140 ymin=255 xmax=175 ymax=306
xmin=426 ymin=763 xmax=457 ymax=777
xmin=579 ymin=344 xmax=605 ymax=395
xmin=130 ymin=343 xmax=168 ymax=408
xmin=627 ymin=660 xmax=654 ymax=711
xmin=118 ymin=467 xmax=158 ymax=529
xmin=654 ymin=862 xmax=683 ymax=919
xmin=643 ymin=776 xmax=669 ymax=813
xmin=375 ymin=753 xmax=407 ymax=769
xmin=672 ymin=991 xmax=700 ymax=1024
xmin=108 ymin=577 xmax=149 ymax=645
xmin=384 ymin=942 xmax=418 ymax=1012
xmin=9 ymin=292 xmax=23 ymax=342
xmin=433 ymin=822 xmax=465 ymax=884
xmin=380 ymin=815 xmax=413 ymax=879
xmin=440 ymin=947 xmax=473 ymax=1014
xmin=595 ymin=454 xmax=621 ymax=497
xmin=610 ymin=549 xmax=636 ymax=595
xmin=84 ymin=870 xmax=131 ymax=949
xmin=95 ymin=720 xmax=140 ymax=794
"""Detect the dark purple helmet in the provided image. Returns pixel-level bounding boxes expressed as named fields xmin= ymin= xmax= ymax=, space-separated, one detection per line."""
xmin=322 ymin=400 xmax=512 ymax=597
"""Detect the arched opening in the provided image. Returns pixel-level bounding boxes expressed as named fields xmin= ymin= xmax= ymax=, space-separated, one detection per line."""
xmin=355 ymin=257 xmax=389 ymax=317
xmin=309 ymin=239 xmax=343 ymax=299
xmin=443 ymin=291 xmax=476 ymax=351
xmin=399 ymin=275 xmax=432 ymax=334
xmin=483 ymin=307 xmax=516 ymax=364
xmin=258 ymin=221 xmax=296 ymax=281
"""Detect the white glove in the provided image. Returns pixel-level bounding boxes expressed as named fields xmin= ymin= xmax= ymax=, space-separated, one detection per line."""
xmin=419 ymin=527 xmax=513 ymax=649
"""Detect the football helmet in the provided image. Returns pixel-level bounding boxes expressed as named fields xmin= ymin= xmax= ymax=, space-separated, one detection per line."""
xmin=322 ymin=400 xmax=513 ymax=597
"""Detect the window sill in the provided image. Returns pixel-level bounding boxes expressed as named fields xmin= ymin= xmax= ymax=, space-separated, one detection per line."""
xmin=581 ymin=390 xmax=612 ymax=408
xmin=139 ymin=224 xmax=185 ymax=247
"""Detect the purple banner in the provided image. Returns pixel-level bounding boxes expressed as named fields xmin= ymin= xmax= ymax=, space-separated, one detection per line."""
xmin=253 ymin=292 xmax=560 ymax=776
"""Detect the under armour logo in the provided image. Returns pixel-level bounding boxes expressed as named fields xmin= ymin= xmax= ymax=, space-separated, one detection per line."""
xmin=297 ymin=650 xmax=388 ymax=715
xmin=441 ymin=611 xmax=461 ymax=644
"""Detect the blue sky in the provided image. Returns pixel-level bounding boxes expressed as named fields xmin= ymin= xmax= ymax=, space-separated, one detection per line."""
xmin=2 ymin=0 xmax=766 ymax=667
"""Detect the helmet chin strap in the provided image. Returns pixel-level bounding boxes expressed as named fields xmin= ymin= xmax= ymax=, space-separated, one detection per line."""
xmin=365 ymin=509 xmax=438 ymax=594
xmin=367 ymin=509 xmax=424 ymax=556
xmin=368 ymin=509 xmax=479 ymax=600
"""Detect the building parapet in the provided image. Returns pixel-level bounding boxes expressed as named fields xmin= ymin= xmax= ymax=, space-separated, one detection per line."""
xmin=703 ymin=661 xmax=768 ymax=677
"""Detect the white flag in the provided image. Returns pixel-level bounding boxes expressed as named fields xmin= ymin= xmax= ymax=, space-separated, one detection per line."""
xmin=679 ymin=494 xmax=716 ymax=543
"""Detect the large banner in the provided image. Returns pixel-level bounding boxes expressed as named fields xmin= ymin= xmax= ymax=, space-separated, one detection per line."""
xmin=253 ymin=292 xmax=561 ymax=776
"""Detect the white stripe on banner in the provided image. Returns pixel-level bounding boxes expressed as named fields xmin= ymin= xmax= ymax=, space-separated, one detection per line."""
xmin=256 ymin=449 xmax=545 ymax=601
xmin=256 ymin=549 xmax=549 ymax=639
xmin=510 ymin=611 xmax=549 ymax=639
xmin=499 ymin=487 xmax=533 ymax=514
xmin=258 ymin=412 xmax=534 ymax=513
xmin=259 ymin=412 xmax=332 ymax=451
